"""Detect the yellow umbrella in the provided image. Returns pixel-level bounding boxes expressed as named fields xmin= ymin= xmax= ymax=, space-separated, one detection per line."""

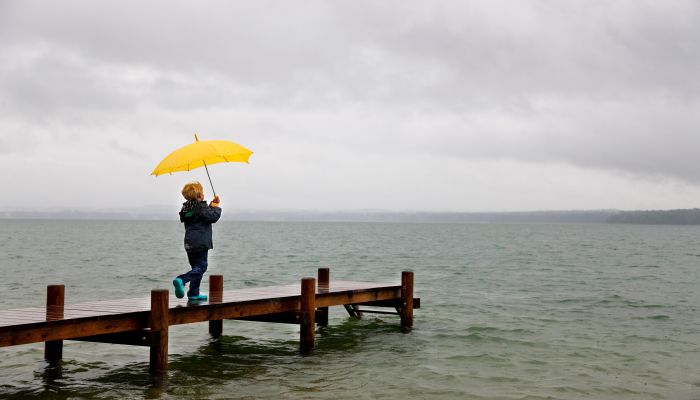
xmin=151 ymin=134 xmax=253 ymax=195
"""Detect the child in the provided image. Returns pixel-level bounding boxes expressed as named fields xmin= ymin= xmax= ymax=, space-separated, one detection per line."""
xmin=173 ymin=181 xmax=221 ymax=301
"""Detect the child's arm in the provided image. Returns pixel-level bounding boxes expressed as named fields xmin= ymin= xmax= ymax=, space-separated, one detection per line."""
xmin=200 ymin=198 xmax=222 ymax=223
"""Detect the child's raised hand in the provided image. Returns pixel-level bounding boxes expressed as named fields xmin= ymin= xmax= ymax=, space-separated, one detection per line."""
xmin=210 ymin=195 xmax=220 ymax=207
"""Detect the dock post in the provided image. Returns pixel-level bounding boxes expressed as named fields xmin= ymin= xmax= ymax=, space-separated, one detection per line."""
xmin=44 ymin=285 xmax=64 ymax=362
xmin=400 ymin=271 xmax=414 ymax=329
xmin=317 ymin=268 xmax=329 ymax=327
xmin=149 ymin=289 xmax=169 ymax=373
xmin=209 ymin=275 xmax=224 ymax=338
xmin=300 ymin=277 xmax=316 ymax=353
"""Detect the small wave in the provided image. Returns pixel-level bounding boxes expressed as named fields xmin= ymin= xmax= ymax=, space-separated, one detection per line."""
xmin=483 ymin=375 xmax=522 ymax=383
xmin=623 ymin=334 xmax=662 ymax=343
xmin=630 ymin=303 xmax=665 ymax=309
xmin=555 ymin=298 xmax=587 ymax=304
xmin=445 ymin=353 xmax=509 ymax=363
xmin=595 ymin=295 xmax=665 ymax=309
xmin=553 ymin=385 xmax=593 ymax=395
xmin=463 ymin=332 xmax=541 ymax=347
xmin=633 ymin=315 xmax=670 ymax=320
xmin=466 ymin=325 xmax=534 ymax=335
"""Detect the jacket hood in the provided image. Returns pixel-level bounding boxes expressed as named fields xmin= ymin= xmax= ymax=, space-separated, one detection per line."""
xmin=179 ymin=200 xmax=204 ymax=222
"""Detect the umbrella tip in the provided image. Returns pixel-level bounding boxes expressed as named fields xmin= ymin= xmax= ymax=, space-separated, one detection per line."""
xmin=194 ymin=133 xmax=199 ymax=141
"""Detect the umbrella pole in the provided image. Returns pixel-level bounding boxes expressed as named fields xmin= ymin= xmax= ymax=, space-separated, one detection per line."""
xmin=203 ymin=161 xmax=216 ymax=197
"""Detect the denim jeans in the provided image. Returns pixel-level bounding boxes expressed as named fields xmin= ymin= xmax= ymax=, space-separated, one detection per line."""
xmin=178 ymin=249 xmax=208 ymax=296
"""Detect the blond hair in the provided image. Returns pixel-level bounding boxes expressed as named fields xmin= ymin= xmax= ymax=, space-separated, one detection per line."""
xmin=182 ymin=181 xmax=204 ymax=201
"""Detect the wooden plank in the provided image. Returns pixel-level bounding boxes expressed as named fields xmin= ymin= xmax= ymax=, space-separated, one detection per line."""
xmin=351 ymin=309 xmax=399 ymax=315
xmin=343 ymin=304 xmax=358 ymax=317
xmin=72 ymin=330 xmax=151 ymax=347
xmin=231 ymin=309 xmax=333 ymax=325
xmin=168 ymin=297 xmax=301 ymax=325
xmin=64 ymin=305 xmax=148 ymax=313
xmin=0 ymin=313 xmax=49 ymax=325
xmin=352 ymin=304 xmax=363 ymax=317
xmin=315 ymin=287 xmax=401 ymax=308
xmin=353 ymin=297 xmax=421 ymax=309
xmin=166 ymin=287 xmax=402 ymax=326
xmin=233 ymin=311 xmax=300 ymax=324
xmin=0 ymin=309 xmax=48 ymax=316
xmin=0 ymin=313 xmax=148 ymax=347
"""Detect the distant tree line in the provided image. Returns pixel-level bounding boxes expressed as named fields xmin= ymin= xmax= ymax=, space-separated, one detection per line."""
xmin=4 ymin=208 xmax=700 ymax=224
xmin=607 ymin=208 xmax=700 ymax=225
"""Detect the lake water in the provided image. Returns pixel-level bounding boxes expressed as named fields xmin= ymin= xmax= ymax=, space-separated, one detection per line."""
xmin=0 ymin=220 xmax=699 ymax=399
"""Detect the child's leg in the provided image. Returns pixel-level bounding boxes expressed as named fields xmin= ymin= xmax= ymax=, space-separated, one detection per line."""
xmin=181 ymin=249 xmax=208 ymax=296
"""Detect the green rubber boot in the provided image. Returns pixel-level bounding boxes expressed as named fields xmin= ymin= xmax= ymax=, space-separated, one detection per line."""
xmin=187 ymin=293 xmax=208 ymax=301
xmin=173 ymin=278 xmax=185 ymax=299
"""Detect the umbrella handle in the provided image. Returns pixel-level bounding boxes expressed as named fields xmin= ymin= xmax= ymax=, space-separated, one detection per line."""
xmin=203 ymin=161 xmax=216 ymax=197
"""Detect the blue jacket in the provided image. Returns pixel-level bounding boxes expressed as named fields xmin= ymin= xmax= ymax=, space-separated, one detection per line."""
xmin=179 ymin=200 xmax=222 ymax=253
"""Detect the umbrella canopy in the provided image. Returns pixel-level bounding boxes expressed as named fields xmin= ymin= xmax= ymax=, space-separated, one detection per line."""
xmin=151 ymin=134 xmax=252 ymax=176
xmin=151 ymin=134 xmax=253 ymax=195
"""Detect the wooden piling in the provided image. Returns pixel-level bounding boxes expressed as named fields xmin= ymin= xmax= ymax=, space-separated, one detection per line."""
xmin=209 ymin=275 xmax=223 ymax=338
xmin=149 ymin=289 xmax=169 ymax=372
xmin=317 ymin=268 xmax=329 ymax=327
xmin=400 ymin=271 xmax=414 ymax=329
xmin=300 ymin=277 xmax=316 ymax=352
xmin=44 ymin=285 xmax=64 ymax=362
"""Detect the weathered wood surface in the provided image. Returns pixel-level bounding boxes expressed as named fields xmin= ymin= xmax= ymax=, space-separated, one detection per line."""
xmin=299 ymin=277 xmax=316 ymax=352
xmin=400 ymin=271 xmax=414 ymax=328
xmin=317 ymin=268 xmax=330 ymax=326
xmin=208 ymin=274 xmax=224 ymax=338
xmin=149 ymin=289 xmax=169 ymax=372
xmin=0 ymin=280 xmax=402 ymax=348
xmin=44 ymin=284 xmax=65 ymax=361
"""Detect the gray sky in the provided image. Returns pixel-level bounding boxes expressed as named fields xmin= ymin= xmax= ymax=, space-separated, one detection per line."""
xmin=1 ymin=0 xmax=699 ymax=212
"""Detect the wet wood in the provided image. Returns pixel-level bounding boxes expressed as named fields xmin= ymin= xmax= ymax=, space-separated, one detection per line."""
xmin=400 ymin=271 xmax=414 ymax=329
xmin=168 ymin=297 xmax=301 ymax=325
xmin=317 ymin=268 xmax=329 ymax=326
xmin=315 ymin=287 xmax=401 ymax=308
xmin=1 ymin=282 xmax=405 ymax=346
xmin=343 ymin=304 xmax=358 ymax=317
xmin=209 ymin=274 xmax=223 ymax=338
xmin=355 ymin=298 xmax=421 ymax=309
xmin=0 ymin=314 xmax=148 ymax=347
xmin=149 ymin=289 xmax=169 ymax=373
xmin=74 ymin=330 xmax=151 ymax=346
xmin=352 ymin=304 xmax=363 ymax=317
xmin=350 ymin=309 xmax=399 ymax=315
xmin=233 ymin=311 xmax=300 ymax=324
xmin=0 ymin=271 xmax=417 ymax=372
xmin=300 ymin=277 xmax=316 ymax=352
xmin=231 ymin=310 xmax=329 ymax=324
xmin=44 ymin=285 xmax=64 ymax=362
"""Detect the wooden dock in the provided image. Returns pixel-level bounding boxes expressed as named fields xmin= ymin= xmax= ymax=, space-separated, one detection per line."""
xmin=0 ymin=269 xmax=418 ymax=372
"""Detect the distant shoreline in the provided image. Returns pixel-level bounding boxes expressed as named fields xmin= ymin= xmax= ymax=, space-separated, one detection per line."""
xmin=2 ymin=208 xmax=700 ymax=225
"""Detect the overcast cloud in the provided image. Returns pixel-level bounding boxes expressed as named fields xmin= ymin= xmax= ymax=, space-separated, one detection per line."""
xmin=1 ymin=0 xmax=699 ymax=212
